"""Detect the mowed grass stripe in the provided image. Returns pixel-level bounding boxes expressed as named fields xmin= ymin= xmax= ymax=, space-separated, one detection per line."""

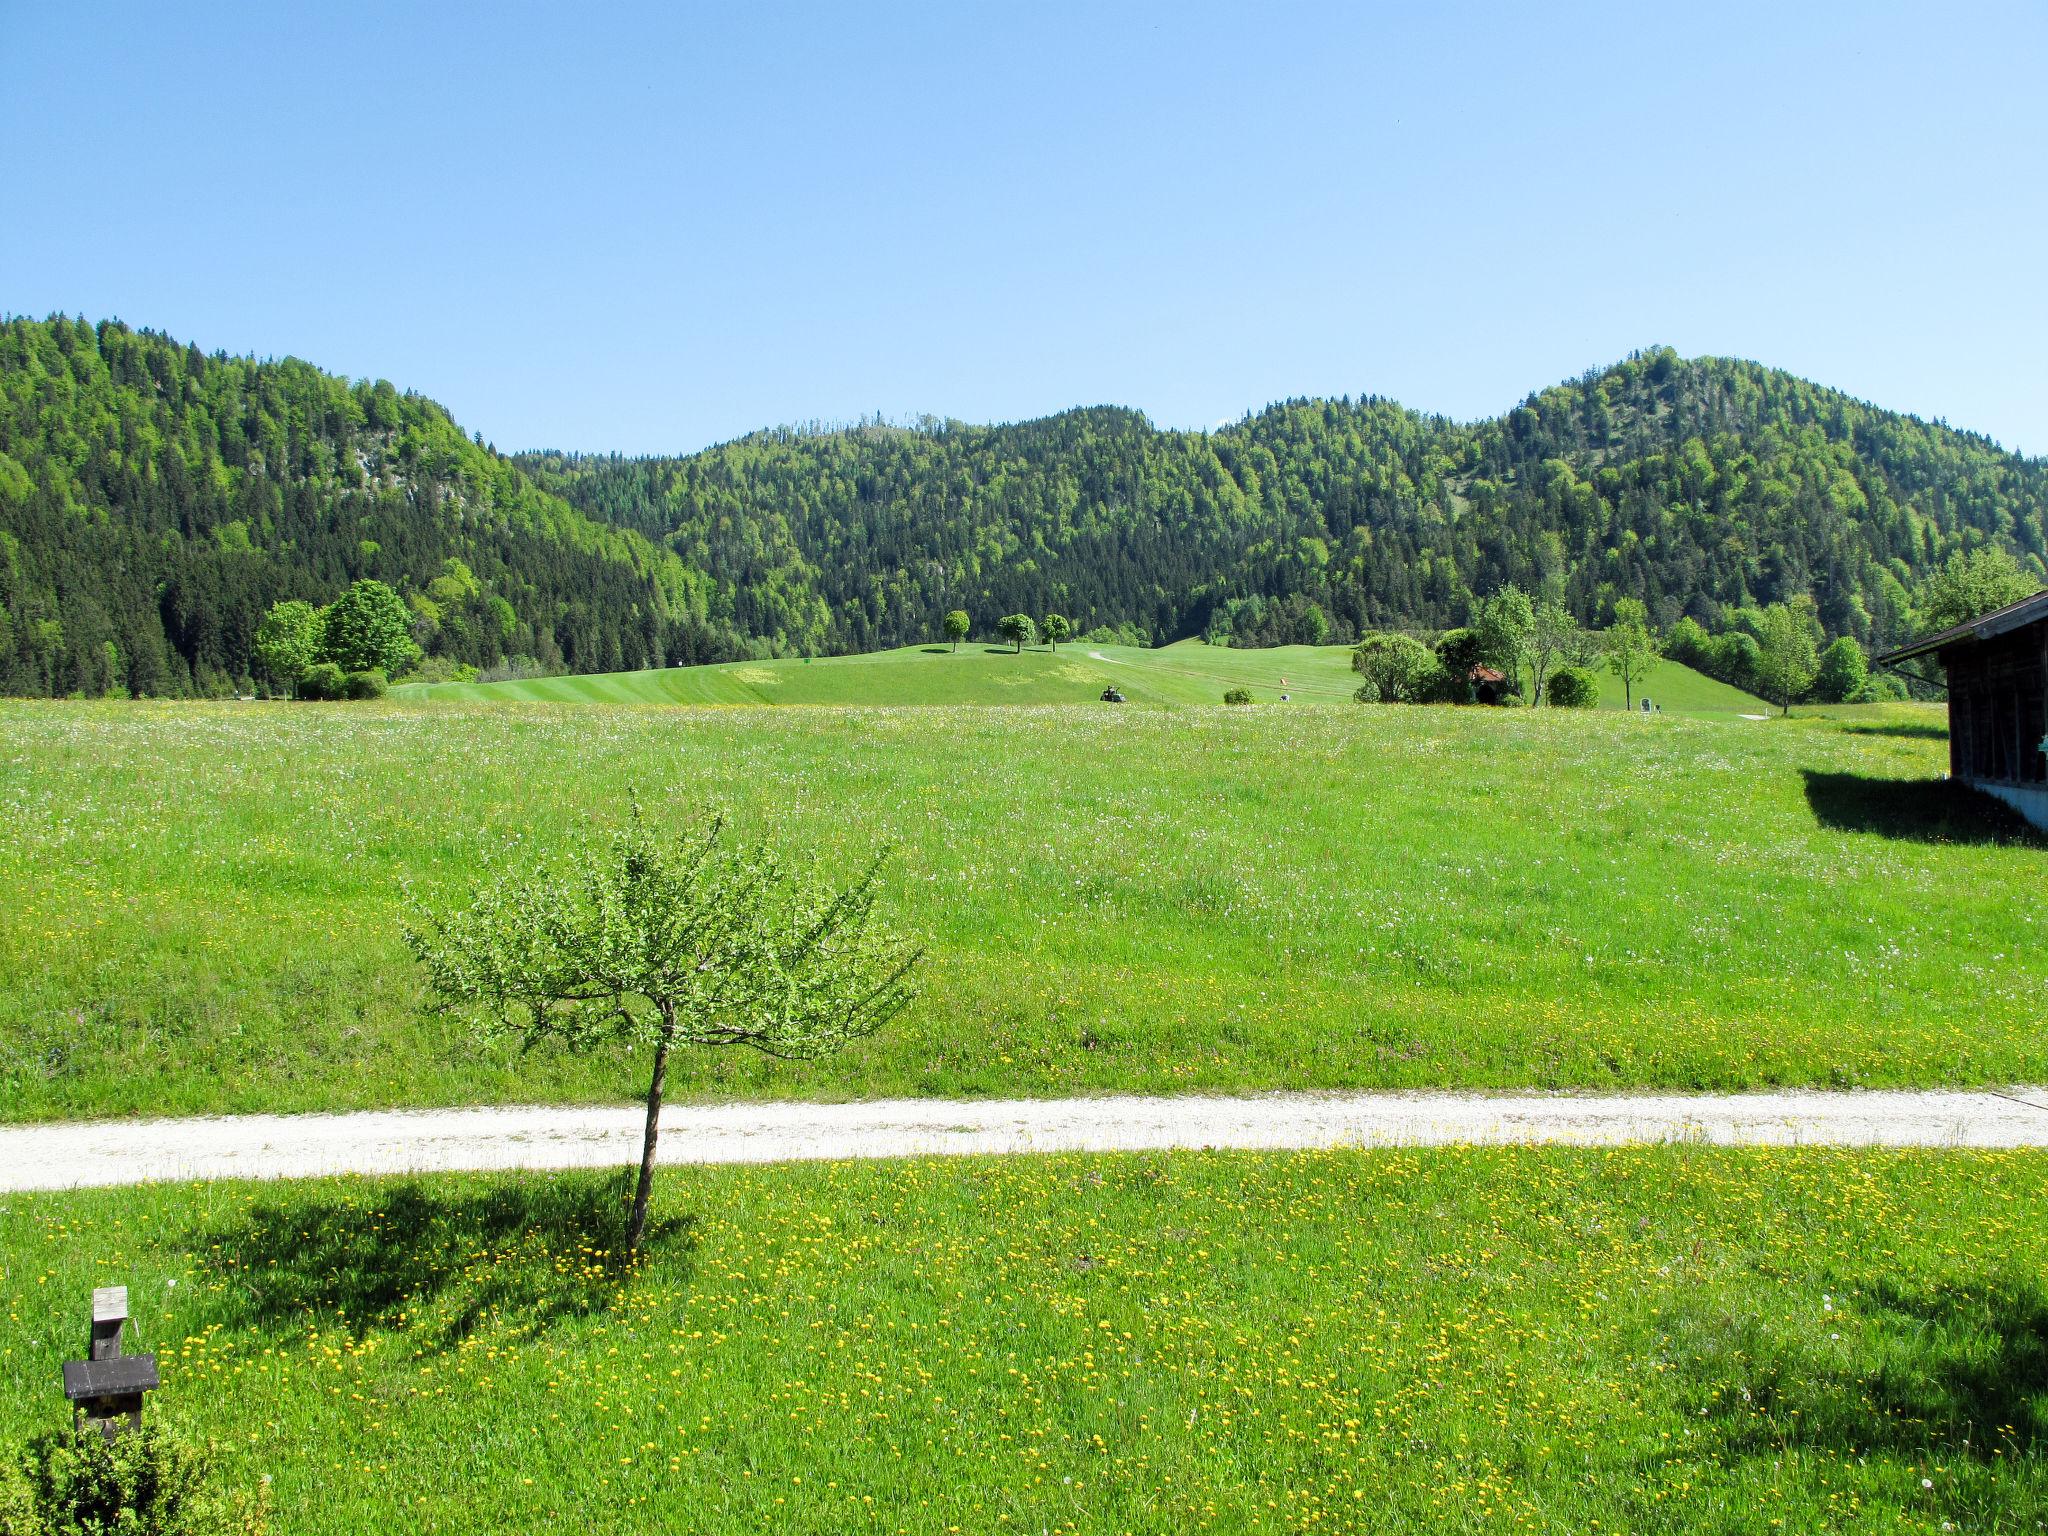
xmin=402 ymin=640 xmax=1770 ymax=716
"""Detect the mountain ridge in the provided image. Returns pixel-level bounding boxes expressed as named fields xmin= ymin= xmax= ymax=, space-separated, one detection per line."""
xmin=2 ymin=316 xmax=2042 ymax=697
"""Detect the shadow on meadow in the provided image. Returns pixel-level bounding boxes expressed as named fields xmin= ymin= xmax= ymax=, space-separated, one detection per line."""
xmin=192 ymin=1169 xmax=695 ymax=1349
xmin=1800 ymin=769 xmax=2041 ymax=845
xmin=1834 ymin=721 xmax=1949 ymax=741
xmin=1676 ymin=1277 xmax=2048 ymax=1460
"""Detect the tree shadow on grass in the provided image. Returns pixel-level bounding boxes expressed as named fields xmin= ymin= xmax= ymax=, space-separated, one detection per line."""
xmin=1836 ymin=721 xmax=1949 ymax=740
xmin=1801 ymin=770 xmax=2043 ymax=845
xmin=1675 ymin=1277 xmax=2048 ymax=1460
xmin=192 ymin=1168 xmax=695 ymax=1350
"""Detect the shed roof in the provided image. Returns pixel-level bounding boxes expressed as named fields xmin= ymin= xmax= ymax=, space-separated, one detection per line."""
xmin=1875 ymin=588 xmax=2048 ymax=665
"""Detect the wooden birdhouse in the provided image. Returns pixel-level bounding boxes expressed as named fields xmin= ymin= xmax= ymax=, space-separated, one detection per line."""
xmin=61 ymin=1286 xmax=159 ymax=1440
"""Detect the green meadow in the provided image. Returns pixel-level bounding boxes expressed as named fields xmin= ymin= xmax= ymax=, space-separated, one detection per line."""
xmin=4 ymin=1146 xmax=2045 ymax=1533
xmin=400 ymin=639 xmax=1769 ymax=717
xmin=1 ymin=694 xmax=2037 ymax=1121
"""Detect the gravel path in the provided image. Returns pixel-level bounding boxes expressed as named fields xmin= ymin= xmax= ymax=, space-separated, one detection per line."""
xmin=6 ymin=1088 xmax=2048 ymax=1192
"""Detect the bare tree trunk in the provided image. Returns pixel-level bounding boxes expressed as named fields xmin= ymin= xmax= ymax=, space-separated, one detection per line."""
xmin=626 ymin=1006 xmax=676 ymax=1254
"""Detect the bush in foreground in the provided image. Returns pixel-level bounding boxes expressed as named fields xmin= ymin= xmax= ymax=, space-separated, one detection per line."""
xmin=0 ymin=1424 xmax=267 ymax=1535
xmin=1223 ymin=687 xmax=1252 ymax=705
xmin=342 ymin=669 xmax=388 ymax=700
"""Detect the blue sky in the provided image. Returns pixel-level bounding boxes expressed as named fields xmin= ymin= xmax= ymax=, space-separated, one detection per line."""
xmin=4 ymin=1 xmax=2043 ymax=455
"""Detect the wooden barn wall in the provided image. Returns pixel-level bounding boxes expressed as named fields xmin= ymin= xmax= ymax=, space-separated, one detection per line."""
xmin=1943 ymin=622 xmax=2048 ymax=787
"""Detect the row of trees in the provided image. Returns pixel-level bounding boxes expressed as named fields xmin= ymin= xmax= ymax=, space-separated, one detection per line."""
xmin=944 ymin=609 xmax=1092 ymax=653
xmin=1351 ymin=573 xmax=1948 ymax=715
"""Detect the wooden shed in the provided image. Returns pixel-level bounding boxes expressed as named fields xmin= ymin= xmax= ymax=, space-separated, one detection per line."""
xmin=1877 ymin=589 xmax=2048 ymax=831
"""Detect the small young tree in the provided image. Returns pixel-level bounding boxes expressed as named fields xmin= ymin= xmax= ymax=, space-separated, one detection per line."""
xmin=996 ymin=614 xmax=1036 ymax=653
xmin=405 ymin=805 xmax=921 ymax=1253
xmin=942 ymin=610 xmax=970 ymax=652
xmin=1604 ymin=598 xmax=1659 ymax=711
xmin=1755 ymin=600 xmax=1821 ymax=715
xmin=1042 ymin=613 xmax=1071 ymax=652
xmin=1527 ymin=597 xmax=1580 ymax=708
xmin=254 ymin=599 xmax=323 ymax=696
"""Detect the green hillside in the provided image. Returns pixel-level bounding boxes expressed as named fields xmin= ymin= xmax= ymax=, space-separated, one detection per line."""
xmin=522 ymin=350 xmax=2048 ymax=658
xmin=6 ymin=318 xmax=2044 ymax=701
xmin=0 ymin=317 xmax=746 ymax=697
xmin=405 ymin=640 xmax=1769 ymax=716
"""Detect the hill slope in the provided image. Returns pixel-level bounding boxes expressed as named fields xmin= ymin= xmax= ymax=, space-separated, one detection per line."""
xmin=0 ymin=317 xmax=747 ymax=696
xmin=5 ymin=320 xmax=2042 ymax=698
xmin=521 ymin=350 xmax=2048 ymax=656
xmin=403 ymin=640 xmax=1769 ymax=717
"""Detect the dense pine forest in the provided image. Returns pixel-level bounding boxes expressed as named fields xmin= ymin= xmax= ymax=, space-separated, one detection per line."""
xmin=2 ymin=314 xmax=2043 ymax=697
xmin=520 ymin=349 xmax=2048 ymax=658
xmin=0 ymin=317 xmax=744 ymax=697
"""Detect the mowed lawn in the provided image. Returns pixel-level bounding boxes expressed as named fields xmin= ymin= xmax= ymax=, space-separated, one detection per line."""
xmin=0 ymin=695 xmax=2038 ymax=1120
xmin=400 ymin=640 xmax=1768 ymax=717
xmin=3 ymin=1147 xmax=2045 ymax=1532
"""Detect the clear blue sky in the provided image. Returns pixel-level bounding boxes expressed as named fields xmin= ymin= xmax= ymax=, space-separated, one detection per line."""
xmin=4 ymin=1 xmax=2043 ymax=456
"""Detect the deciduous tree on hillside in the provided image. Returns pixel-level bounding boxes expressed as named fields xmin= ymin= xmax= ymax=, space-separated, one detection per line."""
xmin=321 ymin=579 xmax=422 ymax=678
xmin=1527 ymin=597 xmax=1581 ymax=708
xmin=1473 ymin=585 xmax=1534 ymax=700
xmin=253 ymin=600 xmax=323 ymax=696
xmin=996 ymin=614 xmax=1036 ymax=653
xmin=1351 ymin=632 xmax=1442 ymax=703
xmin=1604 ymin=599 xmax=1659 ymax=711
xmin=403 ymin=805 xmax=921 ymax=1253
xmin=1811 ymin=635 xmax=1869 ymax=703
xmin=1756 ymin=599 xmax=1821 ymax=716
xmin=1042 ymin=613 xmax=1071 ymax=652
xmin=943 ymin=610 xmax=970 ymax=652
xmin=1915 ymin=547 xmax=2041 ymax=634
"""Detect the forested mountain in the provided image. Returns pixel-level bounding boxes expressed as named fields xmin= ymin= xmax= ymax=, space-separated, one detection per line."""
xmin=521 ymin=349 xmax=2047 ymax=656
xmin=3 ymin=317 xmax=2043 ymax=698
xmin=0 ymin=316 xmax=744 ymax=696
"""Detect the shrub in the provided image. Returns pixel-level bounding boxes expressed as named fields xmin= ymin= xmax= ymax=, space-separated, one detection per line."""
xmin=3 ymin=1424 xmax=269 ymax=1534
xmin=1223 ymin=687 xmax=1253 ymax=706
xmin=1547 ymin=666 xmax=1599 ymax=708
xmin=1848 ymin=671 xmax=1910 ymax=703
xmin=298 ymin=662 xmax=346 ymax=701
xmin=343 ymin=668 xmax=388 ymax=700
xmin=409 ymin=655 xmax=479 ymax=686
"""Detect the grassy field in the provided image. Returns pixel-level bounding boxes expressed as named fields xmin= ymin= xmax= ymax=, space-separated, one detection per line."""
xmin=4 ymin=1146 xmax=2045 ymax=1532
xmin=401 ymin=640 xmax=1770 ymax=717
xmin=1 ymin=696 xmax=2038 ymax=1121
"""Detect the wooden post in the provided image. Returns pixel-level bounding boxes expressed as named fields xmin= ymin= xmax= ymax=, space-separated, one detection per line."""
xmin=62 ymin=1285 xmax=158 ymax=1440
